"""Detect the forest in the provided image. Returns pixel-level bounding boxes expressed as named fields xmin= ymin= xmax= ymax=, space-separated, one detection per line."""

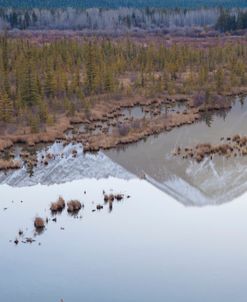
xmin=0 ymin=0 xmax=246 ymax=9
xmin=0 ymin=8 xmax=246 ymax=33
xmin=216 ymin=9 xmax=247 ymax=31
xmin=0 ymin=7 xmax=219 ymax=31
xmin=0 ymin=33 xmax=247 ymax=133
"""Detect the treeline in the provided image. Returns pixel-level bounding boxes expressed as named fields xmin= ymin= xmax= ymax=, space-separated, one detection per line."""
xmin=0 ymin=0 xmax=246 ymax=9
xmin=1 ymin=8 xmax=247 ymax=33
xmin=0 ymin=8 xmax=219 ymax=31
xmin=0 ymin=33 xmax=247 ymax=132
xmin=216 ymin=9 xmax=247 ymax=31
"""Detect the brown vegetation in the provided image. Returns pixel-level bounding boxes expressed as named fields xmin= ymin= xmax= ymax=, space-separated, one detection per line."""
xmin=0 ymin=116 xmax=69 ymax=150
xmin=13 ymin=190 xmax=131 ymax=245
xmin=96 ymin=204 xmax=104 ymax=210
xmin=103 ymin=193 xmax=125 ymax=212
xmin=0 ymin=159 xmax=21 ymax=171
xmin=67 ymin=200 xmax=82 ymax=213
xmin=174 ymin=134 xmax=247 ymax=162
xmin=50 ymin=196 xmax=66 ymax=213
xmin=0 ymin=91 xmax=244 ymax=173
xmin=104 ymin=194 xmax=115 ymax=203
xmin=34 ymin=217 xmax=45 ymax=229
xmin=82 ymin=109 xmax=200 ymax=152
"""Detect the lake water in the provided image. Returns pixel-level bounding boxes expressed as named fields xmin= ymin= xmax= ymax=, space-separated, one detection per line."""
xmin=106 ymin=97 xmax=247 ymax=205
xmin=1 ymin=178 xmax=247 ymax=302
xmin=1 ymin=97 xmax=247 ymax=302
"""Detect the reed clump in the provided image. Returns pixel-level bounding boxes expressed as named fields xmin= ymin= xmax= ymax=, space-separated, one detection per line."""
xmin=50 ymin=196 xmax=65 ymax=213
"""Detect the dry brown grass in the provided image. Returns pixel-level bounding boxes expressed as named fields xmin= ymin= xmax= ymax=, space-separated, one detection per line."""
xmin=67 ymin=200 xmax=82 ymax=213
xmin=34 ymin=217 xmax=45 ymax=229
xmin=82 ymin=109 xmax=200 ymax=153
xmin=50 ymin=196 xmax=65 ymax=213
xmin=0 ymin=115 xmax=69 ymax=150
xmin=175 ymin=134 xmax=247 ymax=162
xmin=0 ymin=139 xmax=13 ymax=152
xmin=104 ymin=194 xmax=115 ymax=203
xmin=0 ymin=159 xmax=21 ymax=171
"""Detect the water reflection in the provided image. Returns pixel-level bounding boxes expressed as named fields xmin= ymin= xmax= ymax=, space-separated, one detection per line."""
xmin=1 ymin=178 xmax=247 ymax=302
xmin=0 ymin=98 xmax=247 ymax=205
xmin=106 ymin=97 xmax=247 ymax=205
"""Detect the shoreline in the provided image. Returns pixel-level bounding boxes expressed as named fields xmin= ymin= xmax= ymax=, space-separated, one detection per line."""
xmin=0 ymin=89 xmax=246 ymax=171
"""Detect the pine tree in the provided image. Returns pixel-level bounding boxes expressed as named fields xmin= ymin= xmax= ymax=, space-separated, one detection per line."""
xmin=38 ymin=100 xmax=49 ymax=123
xmin=0 ymin=92 xmax=13 ymax=122
xmin=44 ymin=68 xmax=56 ymax=98
xmin=21 ymin=52 xmax=39 ymax=107
xmin=29 ymin=115 xmax=40 ymax=133
xmin=85 ymin=42 xmax=97 ymax=95
xmin=1 ymin=31 xmax=10 ymax=96
xmin=104 ymin=65 xmax=114 ymax=92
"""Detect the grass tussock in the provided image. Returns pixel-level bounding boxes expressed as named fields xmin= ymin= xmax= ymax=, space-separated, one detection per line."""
xmin=34 ymin=217 xmax=45 ymax=229
xmin=50 ymin=196 xmax=65 ymax=213
xmin=67 ymin=200 xmax=82 ymax=213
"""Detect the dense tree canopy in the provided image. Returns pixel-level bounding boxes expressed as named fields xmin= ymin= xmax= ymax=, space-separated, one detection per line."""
xmin=0 ymin=0 xmax=246 ymax=9
xmin=1 ymin=7 xmax=247 ymax=32
xmin=0 ymin=7 xmax=219 ymax=31
xmin=216 ymin=9 xmax=247 ymax=31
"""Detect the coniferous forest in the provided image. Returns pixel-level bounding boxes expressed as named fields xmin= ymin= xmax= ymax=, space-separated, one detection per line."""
xmin=0 ymin=33 xmax=247 ymax=133
xmin=0 ymin=0 xmax=247 ymax=9
xmin=0 ymin=7 xmax=247 ymax=32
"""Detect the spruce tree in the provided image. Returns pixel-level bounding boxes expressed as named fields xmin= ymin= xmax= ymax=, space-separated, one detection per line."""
xmin=44 ymin=68 xmax=56 ymax=98
xmin=0 ymin=92 xmax=13 ymax=122
xmin=1 ymin=31 xmax=10 ymax=96
xmin=21 ymin=52 xmax=39 ymax=107
xmin=85 ymin=42 xmax=97 ymax=95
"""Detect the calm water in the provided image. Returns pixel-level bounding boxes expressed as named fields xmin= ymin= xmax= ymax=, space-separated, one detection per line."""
xmin=106 ymin=97 xmax=247 ymax=205
xmin=1 ymin=178 xmax=247 ymax=302
xmin=1 ymin=97 xmax=247 ymax=301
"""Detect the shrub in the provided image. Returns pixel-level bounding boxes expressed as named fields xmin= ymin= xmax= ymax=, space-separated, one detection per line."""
xmin=50 ymin=196 xmax=65 ymax=213
xmin=67 ymin=200 xmax=82 ymax=213
xmin=34 ymin=217 xmax=45 ymax=229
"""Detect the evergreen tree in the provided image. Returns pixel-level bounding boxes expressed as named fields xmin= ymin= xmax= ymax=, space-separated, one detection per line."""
xmin=1 ymin=32 xmax=10 ymax=96
xmin=85 ymin=42 xmax=98 ymax=95
xmin=21 ymin=52 xmax=39 ymax=107
xmin=0 ymin=92 xmax=13 ymax=122
xmin=44 ymin=68 xmax=56 ymax=98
